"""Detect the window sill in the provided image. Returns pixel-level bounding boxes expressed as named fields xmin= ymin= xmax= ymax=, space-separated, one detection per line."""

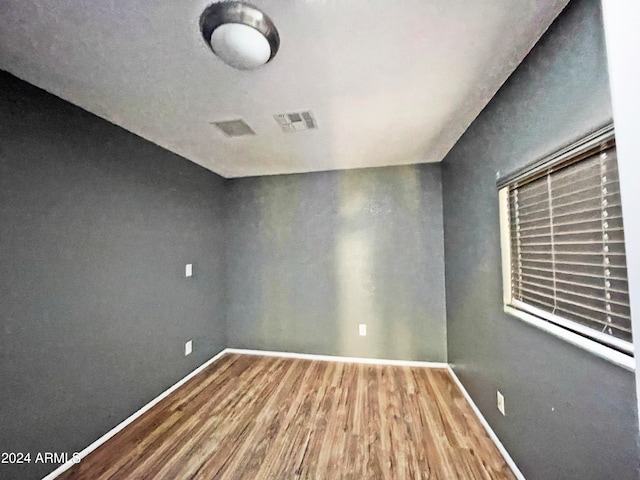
xmin=504 ymin=305 xmax=635 ymax=371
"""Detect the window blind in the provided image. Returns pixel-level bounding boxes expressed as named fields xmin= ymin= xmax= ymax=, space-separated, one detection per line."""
xmin=508 ymin=146 xmax=632 ymax=354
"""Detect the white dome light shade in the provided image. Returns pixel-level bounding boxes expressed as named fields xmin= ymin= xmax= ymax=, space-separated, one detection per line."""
xmin=200 ymin=2 xmax=280 ymax=70
xmin=210 ymin=23 xmax=271 ymax=70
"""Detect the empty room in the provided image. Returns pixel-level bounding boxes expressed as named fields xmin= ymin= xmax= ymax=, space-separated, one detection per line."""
xmin=1 ymin=0 xmax=639 ymax=479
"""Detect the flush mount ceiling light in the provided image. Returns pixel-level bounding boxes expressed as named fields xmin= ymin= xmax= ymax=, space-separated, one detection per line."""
xmin=200 ymin=2 xmax=280 ymax=70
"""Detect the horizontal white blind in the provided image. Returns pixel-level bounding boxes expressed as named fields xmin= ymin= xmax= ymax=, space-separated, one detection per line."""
xmin=508 ymin=146 xmax=632 ymax=353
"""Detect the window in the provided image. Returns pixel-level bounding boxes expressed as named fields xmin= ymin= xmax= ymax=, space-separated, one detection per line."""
xmin=498 ymin=125 xmax=633 ymax=361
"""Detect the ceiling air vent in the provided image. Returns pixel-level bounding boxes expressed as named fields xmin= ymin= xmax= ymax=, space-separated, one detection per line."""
xmin=274 ymin=111 xmax=317 ymax=133
xmin=212 ymin=119 xmax=255 ymax=137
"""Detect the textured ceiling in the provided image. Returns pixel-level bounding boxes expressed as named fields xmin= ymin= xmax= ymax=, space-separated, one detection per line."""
xmin=0 ymin=0 xmax=568 ymax=178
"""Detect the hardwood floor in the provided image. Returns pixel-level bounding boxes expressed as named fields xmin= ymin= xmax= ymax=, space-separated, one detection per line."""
xmin=58 ymin=354 xmax=516 ymax=480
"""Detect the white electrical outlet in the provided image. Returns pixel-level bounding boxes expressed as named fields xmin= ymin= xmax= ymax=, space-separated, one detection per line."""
xmin=185 ymin=264 xmax=193 ymax=277
xmin=359 ymin=324 xmax=367 ymax=336
xmin=185 ymin=340 xmax=192 ymax=356
xmin=497 ymin=390 xmax=505 ymax=416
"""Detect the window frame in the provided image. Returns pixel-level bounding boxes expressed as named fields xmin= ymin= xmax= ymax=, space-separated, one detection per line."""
xmin=497 ymin=124 xmax=635 ymax=371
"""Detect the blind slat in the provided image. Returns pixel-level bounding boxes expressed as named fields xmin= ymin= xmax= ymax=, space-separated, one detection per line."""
xmin=519 ymin=292 xmax=631 ymax=332
xmin=518 ymin=281 xmax=631 ymax=309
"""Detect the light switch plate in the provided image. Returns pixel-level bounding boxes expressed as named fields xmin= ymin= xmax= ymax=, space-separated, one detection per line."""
xmin=497 ymin=390 xmax=505 ymax=416
xmin=185 ymin=264 xmax=193 ymax=277
xmin=185 ymin=340 xmax=192 ymax=356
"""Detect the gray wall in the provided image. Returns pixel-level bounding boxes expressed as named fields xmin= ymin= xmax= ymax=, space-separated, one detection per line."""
xmin=226 ymin=165 xmax=447 ymax=362
xmin=0 ymin=72 xmax=227 ymax=479
xmin=441 ymin=1 xmax=638 ymax=479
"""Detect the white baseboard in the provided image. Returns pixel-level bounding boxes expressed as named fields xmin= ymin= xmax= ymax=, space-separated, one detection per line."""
xmin=225 ymin=348 xmax=449 ymax=368
xmin=446 ymin=366 xmax=526 ymax=480
xmin=42 ymin=348 xmax=228 ymax=480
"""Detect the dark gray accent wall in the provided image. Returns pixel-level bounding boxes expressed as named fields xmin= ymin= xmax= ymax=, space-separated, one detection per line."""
xmin=442 ymin=1 xmax=638 ymax=479
xmin=0 ymin=72 xmax=227 ymax=479
xmin=226 ymin=165 xmax=447 ymax=361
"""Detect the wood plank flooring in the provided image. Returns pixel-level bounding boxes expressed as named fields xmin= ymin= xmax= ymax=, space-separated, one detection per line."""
xmin=57 ymin=354 xmax=516 ymax=480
